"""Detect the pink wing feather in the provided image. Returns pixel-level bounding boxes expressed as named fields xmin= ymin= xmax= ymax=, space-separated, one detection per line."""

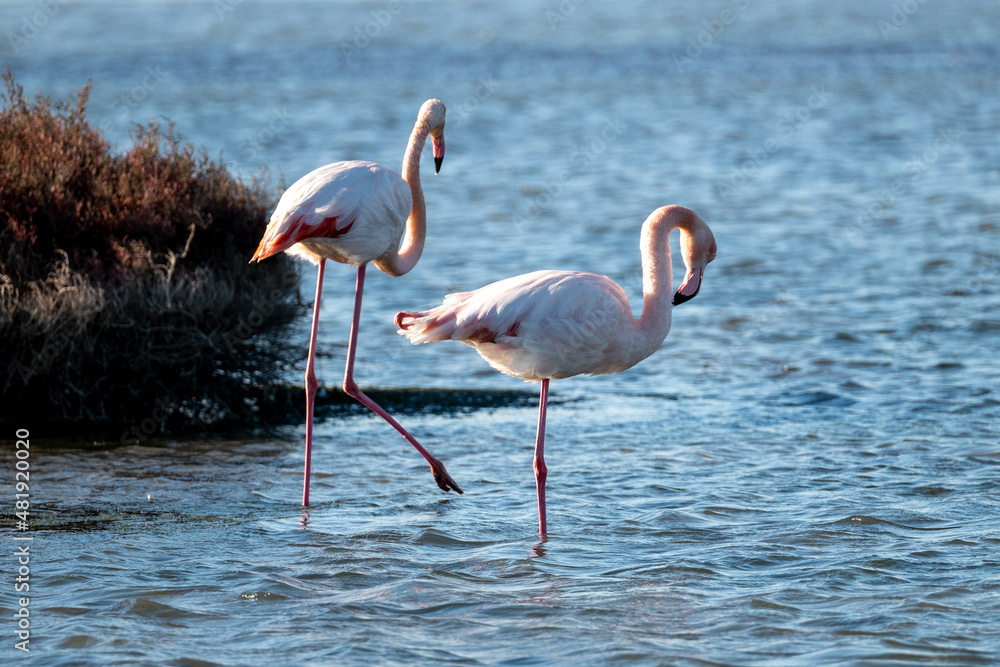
xmin=251 ymin=161 xmax=410 ymax=262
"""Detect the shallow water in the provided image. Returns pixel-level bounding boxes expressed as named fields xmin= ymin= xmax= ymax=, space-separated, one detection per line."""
xmin=3 ymin=0 xmax=1000 ymax=664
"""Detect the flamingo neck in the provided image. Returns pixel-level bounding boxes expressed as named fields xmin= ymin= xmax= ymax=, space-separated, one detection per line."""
xmin=374 ymin=118 xmax=430 ymax=277
xmin=637 ymin=206 xmax=695 ymax=342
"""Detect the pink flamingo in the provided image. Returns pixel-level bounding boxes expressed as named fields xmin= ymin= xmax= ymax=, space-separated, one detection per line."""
xmin=251 ymin=99 xmax=461 ymax=506
xmin=395 ymin=206 xmax=716 ymax=534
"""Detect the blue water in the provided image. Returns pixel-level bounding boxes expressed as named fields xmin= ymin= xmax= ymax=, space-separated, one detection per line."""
xmin=3 ymin=0 xmax=1000 ymax=664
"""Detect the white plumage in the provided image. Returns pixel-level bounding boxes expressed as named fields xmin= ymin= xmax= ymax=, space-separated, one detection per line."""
xmin=257 ymin=161 xmax=412 ymax=267
xmin=250 ymin=98 xmax=460 ymax=506
xmin=397 ymin=270 xmax=643 ymax=381
xmin=396 ymin=205 xmax=718 ymax=534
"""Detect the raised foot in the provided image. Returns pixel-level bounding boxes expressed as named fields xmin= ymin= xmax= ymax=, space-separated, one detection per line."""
xmin=429 ymin=458 xmax=463 ymax=494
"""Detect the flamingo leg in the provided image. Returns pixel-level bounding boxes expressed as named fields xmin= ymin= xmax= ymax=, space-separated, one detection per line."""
xmin=342 ymin=264 xmax=462 ymax=494
xmin=534 ymin=379 xmax=550 ymax=535
xmin=303 ymin=259 xmax=326 ymax=507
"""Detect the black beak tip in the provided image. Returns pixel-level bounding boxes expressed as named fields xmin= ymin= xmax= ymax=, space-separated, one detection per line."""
xmin=434 ymin=156 xmax=443 ymax=174
xmin=672 ymin=290 xmax=697 ymax=306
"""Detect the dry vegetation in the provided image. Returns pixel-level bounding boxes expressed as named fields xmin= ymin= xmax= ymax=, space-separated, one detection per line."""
xmin=0 ymin=69 xmax=305 ymax=436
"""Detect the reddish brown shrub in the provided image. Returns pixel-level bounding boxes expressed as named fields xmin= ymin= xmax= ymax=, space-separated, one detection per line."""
xmin=0 ymin=69 xmax=304 ymax=435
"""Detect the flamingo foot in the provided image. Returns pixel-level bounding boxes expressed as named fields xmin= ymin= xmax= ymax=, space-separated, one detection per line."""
xmin=429 ymin=456 xmax=463 ymax=494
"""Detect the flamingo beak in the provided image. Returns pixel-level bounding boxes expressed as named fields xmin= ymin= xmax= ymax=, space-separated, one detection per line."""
xmin=432 ymin=134 xmax=445 ymax=173
xmin=672 ymin=267 xmax=704 ymax=306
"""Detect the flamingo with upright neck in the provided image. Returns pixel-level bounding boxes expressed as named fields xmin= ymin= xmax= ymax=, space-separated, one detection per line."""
xmin=252 ymin=99 xmax=461 ymax=506
xmin=396 ymin=206 xmax=717 ymax=533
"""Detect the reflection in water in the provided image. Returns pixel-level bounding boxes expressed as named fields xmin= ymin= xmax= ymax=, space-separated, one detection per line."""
xmin=529 ymin=538 xmax=547 ymax=560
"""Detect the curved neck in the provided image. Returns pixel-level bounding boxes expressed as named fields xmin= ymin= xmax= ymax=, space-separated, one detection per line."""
xmin=636 ymin=206 xmax=695 ymax=341
xmin=374 ymin=119 xmax=430 ymax=277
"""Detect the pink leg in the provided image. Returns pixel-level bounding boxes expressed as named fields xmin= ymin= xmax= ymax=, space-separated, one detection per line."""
xmin=342 ymin=264 xmax=462 ymax=494
xmin=302 ymin=259 xmax=326 ymax=507
xmin=534 ymin=379 xmax=549 ymax=535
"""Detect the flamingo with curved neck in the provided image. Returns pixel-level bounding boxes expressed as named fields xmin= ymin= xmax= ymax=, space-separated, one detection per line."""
xmin=395 ymin=206 xmax=717 ymax=533
xmin=252 ymin=98 xmax=461 ymax=507
xmin=372 ymin=106 xmax=443 ymax=277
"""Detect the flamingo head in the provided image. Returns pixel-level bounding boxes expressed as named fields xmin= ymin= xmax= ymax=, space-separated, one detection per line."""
xmin=419 ymin=98 xmax=446 ymax=174
xmin=673 ymin=210 xmax=717 ymax=306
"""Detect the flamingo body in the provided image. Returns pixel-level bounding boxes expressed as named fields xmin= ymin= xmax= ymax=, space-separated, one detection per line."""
xmin=251 ymin=98 xmax=460 ymax=507
xmin=252 ymin=161 xmax=412 ymax=267
xmin=396 ymin=206 xmax=717 ymax=534
xmin=396 ymin=269 xmax=661 ymax=381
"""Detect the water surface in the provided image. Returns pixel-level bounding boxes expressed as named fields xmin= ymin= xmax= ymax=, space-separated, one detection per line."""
xmin=2 ymin=0 xmax=999 ymax=664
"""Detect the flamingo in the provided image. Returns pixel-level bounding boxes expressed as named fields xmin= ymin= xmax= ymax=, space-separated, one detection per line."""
xmin=251 ymin=98 xmax=461 ymax=507
xmin=395 ymin=205 xmax=716 ymax=534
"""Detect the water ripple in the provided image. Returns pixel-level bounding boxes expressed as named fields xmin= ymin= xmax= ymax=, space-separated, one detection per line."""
xmin=3 ymin=0 xmax=1000 ymax=663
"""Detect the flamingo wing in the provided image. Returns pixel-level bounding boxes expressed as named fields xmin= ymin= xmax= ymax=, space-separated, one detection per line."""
xmin=398 ymin=270 xmax=635 ymax=380
xmin=251 ymin=161 xmax=412 ymax=263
